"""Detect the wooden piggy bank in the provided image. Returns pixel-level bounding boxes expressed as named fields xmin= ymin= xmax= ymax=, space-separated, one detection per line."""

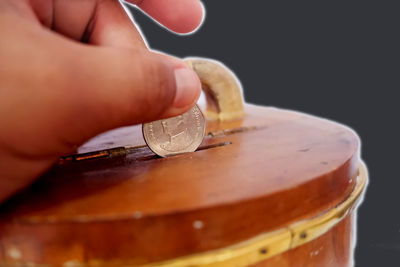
xmin=0 ymin=59 xmax=367 ymax=266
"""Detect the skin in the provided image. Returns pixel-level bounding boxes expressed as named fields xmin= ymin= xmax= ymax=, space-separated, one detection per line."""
xmin=0 ymin=0 xmax=204 ymax=203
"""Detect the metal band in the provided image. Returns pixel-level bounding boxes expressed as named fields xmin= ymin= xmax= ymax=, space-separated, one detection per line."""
xmin=146 ymin=162 xmax=368 ymax=267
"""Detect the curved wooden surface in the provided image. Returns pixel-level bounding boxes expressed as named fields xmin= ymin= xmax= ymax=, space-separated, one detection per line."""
xmin=256 ymin=212 xmax=355 ymax=267
xmin=140 ymin=165 xmax=366 ymax=267
xmin=0 ymin=104 xmax=360 ymax=265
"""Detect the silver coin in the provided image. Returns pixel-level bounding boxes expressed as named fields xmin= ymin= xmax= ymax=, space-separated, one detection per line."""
xmin=142 ymin=105 xmax=206 ymax=157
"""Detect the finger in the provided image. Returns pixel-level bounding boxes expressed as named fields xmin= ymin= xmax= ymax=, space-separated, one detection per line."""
xmin=30 ymin=0 xmax=146 ymax=49
xmin=54 ymin=46 xmax=201 ymax=147
xmin=128 ymin=0 xmax=204 ymax=34
xmin=51 ymin=0 xmax=98 ymax=40
xmin=0 ymin=15 xmax=200 ymax=203
xmin=88 ymin=0 xmax=146 ymax=49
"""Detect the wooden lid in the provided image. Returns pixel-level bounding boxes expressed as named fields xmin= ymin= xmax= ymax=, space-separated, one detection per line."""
xmin=0 ymin=104 xmax=359 ymax=265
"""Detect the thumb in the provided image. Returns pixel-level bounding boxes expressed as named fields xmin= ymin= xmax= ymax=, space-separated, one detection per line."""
xmin=58 ymin=47 xmax=201 ymax=147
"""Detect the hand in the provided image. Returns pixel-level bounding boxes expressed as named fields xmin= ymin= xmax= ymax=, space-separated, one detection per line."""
xmin=0 ymin=0 xmax=204 ymax=203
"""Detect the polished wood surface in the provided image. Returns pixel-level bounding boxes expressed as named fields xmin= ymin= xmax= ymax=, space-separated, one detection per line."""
xmin=0 ymin=104 xmax=359 ymax=265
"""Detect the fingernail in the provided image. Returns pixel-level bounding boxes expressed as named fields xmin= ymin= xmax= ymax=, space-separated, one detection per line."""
xmin=173 ymin=68 xmax=201 ymax=108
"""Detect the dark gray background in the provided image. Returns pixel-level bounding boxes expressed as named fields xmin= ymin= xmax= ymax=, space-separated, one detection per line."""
xmin=127 ymin=1 xmax=399 ymax=266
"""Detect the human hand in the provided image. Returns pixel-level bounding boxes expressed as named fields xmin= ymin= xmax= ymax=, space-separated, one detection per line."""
xmin=0 ymin=0 xmax=204 ymax=203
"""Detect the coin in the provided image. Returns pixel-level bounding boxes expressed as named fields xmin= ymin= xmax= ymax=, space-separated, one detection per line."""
xmin=142 ymin=105 xmax=206 ymax=157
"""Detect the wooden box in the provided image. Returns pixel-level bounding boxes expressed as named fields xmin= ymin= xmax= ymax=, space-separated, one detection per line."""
xmin=0 ymin=59 xmax=367 ymax=266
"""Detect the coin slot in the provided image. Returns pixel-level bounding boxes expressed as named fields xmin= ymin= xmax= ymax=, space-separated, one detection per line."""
xmin=60 ymin=125 xmax=260 ymax=164
xmin=60 ymin=147 xmax=127 ymax=163
xmin=196 ymin=141 xmax=232 ymax=152
xmin=152 ymin=141 xmax=232 ymax=158
xmin=59 ymin=142 xmax=232 ymax=164
xmin=132 ymin=141 xmax=232 ymax=159
xmin=129 ymin=141 xmax=232 ymax=159
xmin=207 ymin=125 xmax=267 ymax=138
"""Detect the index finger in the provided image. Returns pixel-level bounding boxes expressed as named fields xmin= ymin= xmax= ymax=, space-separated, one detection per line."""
xmin=125 ymin=0 xmax=204 ymax=34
